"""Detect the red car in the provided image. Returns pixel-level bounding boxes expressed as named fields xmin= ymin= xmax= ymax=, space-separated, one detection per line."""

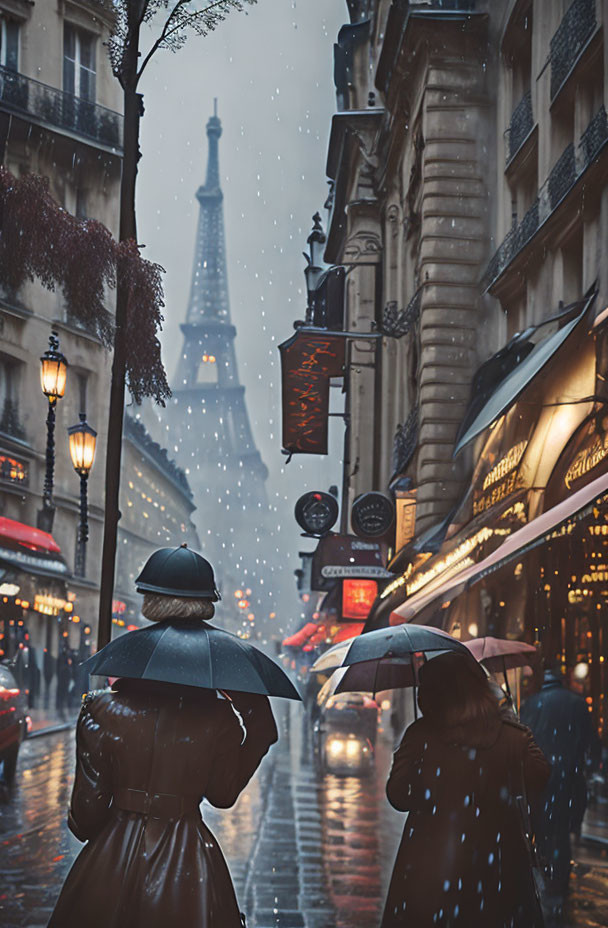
xmin=0 ymin=663 xmax=29 ymax=786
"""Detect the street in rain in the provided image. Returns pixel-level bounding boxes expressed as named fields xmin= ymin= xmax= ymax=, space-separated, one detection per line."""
xmin=1 ymin=1 xmax=608 ymax=927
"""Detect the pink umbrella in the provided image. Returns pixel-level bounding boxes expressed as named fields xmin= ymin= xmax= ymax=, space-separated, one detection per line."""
xmin=463 ymin=637 xmax=540 ymax=673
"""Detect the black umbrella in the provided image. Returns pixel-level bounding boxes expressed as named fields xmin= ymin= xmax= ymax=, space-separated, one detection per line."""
xmin=342 ymin=623 xmax=468 ymax=666
xmin=82 ymin=619 xmax=301 ymax=700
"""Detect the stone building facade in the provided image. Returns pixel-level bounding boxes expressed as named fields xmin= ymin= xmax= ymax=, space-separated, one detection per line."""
xmin=0 ymin=2 xmax=198 ymax=708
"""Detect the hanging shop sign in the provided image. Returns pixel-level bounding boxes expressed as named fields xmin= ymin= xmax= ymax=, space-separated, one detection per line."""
xmin=342 ymin=578 xmax=378 ymax=620
xmin=351 ymin=492 xmax=395 ymax=538
xmin=279 ymin=331 xmax=345 ymax=455
xmin=311 ymin=533 xmax=390 ymax=592
xmin=294 ymin=491 xmax=339 ymax=536
xmin=395 ymin=491 xmax=417 ymax=552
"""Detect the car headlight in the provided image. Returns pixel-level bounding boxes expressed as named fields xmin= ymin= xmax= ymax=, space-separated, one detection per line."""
xmin=327 ymin=738 xmax=346 ymax=757
xmin=346 ymin=739 xmax=361 ymax=760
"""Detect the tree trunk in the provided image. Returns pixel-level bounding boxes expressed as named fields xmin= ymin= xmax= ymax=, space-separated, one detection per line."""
xmin=97 ymin=42 xmax=141 ymax=651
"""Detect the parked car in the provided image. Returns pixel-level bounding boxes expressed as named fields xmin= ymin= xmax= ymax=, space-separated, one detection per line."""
xmin=0 ymin=662 xmax=29 ymax=786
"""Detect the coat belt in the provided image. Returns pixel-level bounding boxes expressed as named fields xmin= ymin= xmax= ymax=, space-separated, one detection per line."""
xmin=114 ymin=787 xmax=200 ymax=819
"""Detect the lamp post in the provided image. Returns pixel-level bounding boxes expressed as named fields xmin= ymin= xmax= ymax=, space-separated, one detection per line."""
xmin=68 ymin=413 xmax=97 ymax=578
xmin=38 ymin=332 xmax=68 ymax=532
xmin=303 ymin=212 xmax=326 ymax=323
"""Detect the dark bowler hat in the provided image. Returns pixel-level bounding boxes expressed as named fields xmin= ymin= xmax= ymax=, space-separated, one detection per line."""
xmin=135 ymin=544 xmax=221 ymax=600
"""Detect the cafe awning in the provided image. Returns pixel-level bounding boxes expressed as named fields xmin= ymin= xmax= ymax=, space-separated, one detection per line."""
xmin=454 ymin=294 xmax=596 ymax=455
xmin=0 ymin=517 xmax=69 ymax=581
xmin=0 ymin=517 xmax=61 ymax=554
xmin=390 ymin=464 xmax=608 ymax=625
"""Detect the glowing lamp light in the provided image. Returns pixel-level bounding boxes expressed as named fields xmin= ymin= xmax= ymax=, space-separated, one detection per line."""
xmin=574 ymin=662 xmax=589 ymax=681
xmin=68 ymin=414 xmax=97 ymax=476
xmin=40 ymin=332 xmax=68 ymax=401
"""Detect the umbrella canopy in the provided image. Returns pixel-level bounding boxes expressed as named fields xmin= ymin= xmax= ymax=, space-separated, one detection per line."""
xmin=83 ymin=619 xmax=301 ymax=700
xmin=341 ymin=623 xmax=469 ymax=666
xmin=311 ymin=641 xmax=351 ymax=674
xmin=464 ymin=636 xmax=539 ymax=672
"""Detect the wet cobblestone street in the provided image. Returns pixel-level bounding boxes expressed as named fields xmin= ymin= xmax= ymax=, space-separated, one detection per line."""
xmin=0 ymin=704 xmax=606 ymax=927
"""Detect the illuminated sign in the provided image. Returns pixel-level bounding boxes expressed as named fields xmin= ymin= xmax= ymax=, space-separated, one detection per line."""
xmin=473 ymin=470 xmax=522 ymax=516
xmin=481 ymin=441 xmax=528 ymax=491
xmin=34 ymin=593 xmax=68 ymax=615
xmin=406 ymin=527 xmax=494 ymax=596
xmin=342 ymin=579 xmax=378 ymax=620
xmin=279 ymin=331 xmax=345 ymax=455
xmin=321 ymin=565 xmax=392 ymax=579
xmin=565 ymin=432 xmax=608 ymax=489
xmin=395 ymin=494 xmax=417 ymax=552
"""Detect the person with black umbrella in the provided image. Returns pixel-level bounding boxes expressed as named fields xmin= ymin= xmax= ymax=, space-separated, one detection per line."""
xmin=49 ymin=544 xmax=299 ymax=928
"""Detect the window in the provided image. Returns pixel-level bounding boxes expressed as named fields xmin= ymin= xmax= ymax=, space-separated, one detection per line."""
xmin=0 ymin=18 xmax=19 ymax=71
xmin=0 ymin=355 xmax=24 ymax=439
xmin=63 ymin=24 xmax=96 ymax=102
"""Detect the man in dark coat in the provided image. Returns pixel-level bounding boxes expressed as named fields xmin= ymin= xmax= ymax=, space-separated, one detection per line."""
xmin=520 ymin=665 xmax=601 ymax=925
xmin=383 ymin=652 xmax=550 ymax=927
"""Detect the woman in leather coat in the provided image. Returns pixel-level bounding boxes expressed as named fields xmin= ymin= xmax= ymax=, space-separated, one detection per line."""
xmin=49 ymin=549 xmax=278 ymax=928
xmin=382 ymin=651 xmax=550 ymax=928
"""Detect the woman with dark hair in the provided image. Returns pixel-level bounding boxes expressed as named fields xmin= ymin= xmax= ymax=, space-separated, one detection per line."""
xmin=382 ymin=651 xmax=550 ymax=927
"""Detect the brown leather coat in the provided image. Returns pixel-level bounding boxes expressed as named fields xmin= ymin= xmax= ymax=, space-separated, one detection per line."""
xmin=382 ymin=716 xmax=550 ymax=928
xmin=49 ymin=679 xmax=278 ymax=928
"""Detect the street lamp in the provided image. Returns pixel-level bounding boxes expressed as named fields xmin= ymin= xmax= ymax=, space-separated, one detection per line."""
xmin=68 ymin=413 xmax=97 ymax=577
xmin=303 ymin=212 xmax=326 ymax=321
xmin=38 ymin=331 xmax=68 ymax=531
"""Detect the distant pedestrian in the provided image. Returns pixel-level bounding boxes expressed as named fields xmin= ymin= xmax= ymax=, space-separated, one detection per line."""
xmin=382 ymin=651 xmax=550 ymax=927
xmin=520 ymin=663 xmax=601 ymax=926
xmin=49 ymin=546 xmax=278 ymax=928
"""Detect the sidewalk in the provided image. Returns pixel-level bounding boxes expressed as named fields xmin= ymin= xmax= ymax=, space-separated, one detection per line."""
xmin=27 ymin=706 xmax=78 ymax=738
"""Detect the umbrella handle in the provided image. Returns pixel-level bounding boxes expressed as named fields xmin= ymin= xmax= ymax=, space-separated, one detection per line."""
xmin=413 ymin=683 xmax=418 ymax=720
xmin=502 ymin=656 xmax=513 ymax=701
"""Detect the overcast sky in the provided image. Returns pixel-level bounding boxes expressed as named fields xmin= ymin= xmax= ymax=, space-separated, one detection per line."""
xmin=136 ymin=1 xmax=347 ymax=575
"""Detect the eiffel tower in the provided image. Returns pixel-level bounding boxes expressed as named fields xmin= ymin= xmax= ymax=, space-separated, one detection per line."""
xmin=168 ymin=104 xmax=270 ymax=609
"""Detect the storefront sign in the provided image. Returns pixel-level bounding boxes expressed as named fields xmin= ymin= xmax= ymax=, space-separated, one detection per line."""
xmin=0 ymin=546 xmax=68 ymax=577
xmin=473 ymin=470 xmax=522 ymax=516
xmin=481 ymin=441 xmax=528 ymax=491
xmin=311 ymin=533 xmax=387 ymax=592
xmin=34 ymin=593 xmax=68 ymax=615
xmin=321 ymin=565 xmax=392 ymax=579
xmin=406 ymin=527 xmax=494 ymax=596
xmin=565 ymin=432 xmax=608 ymax=489
xmin=395 ymin=493 xmax=417 ymax=552
xmin=279 ymin=331 xmax=345 ymax=455
xmin=342 ymin=579 xmax=378 ymax=620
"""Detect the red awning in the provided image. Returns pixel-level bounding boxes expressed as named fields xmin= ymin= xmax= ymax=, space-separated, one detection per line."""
xmin=303 ymin=625 xmax=328 ymax=651
xmin=282 ymin=622 xmax=318 ymax=648
xmin=391 ymin=465 xmax=608 ymax=626
xmin=0 ymin=517 xmax=61 ymax=554
xmin=332 ymin=622 xmax=365 ymax=644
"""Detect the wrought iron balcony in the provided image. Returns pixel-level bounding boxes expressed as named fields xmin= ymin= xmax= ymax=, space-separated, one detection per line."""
xmin=393 ymin=407 xmax=418 ymax=476
xmin=506 ymin=90 xmax=533 ymax=164
xmin=579 ymin=105 xmax=608 ymax=166
xmin=381 ymin=288 xmax=422 ymax=338
xmin=0 ymin=66 xmax=123 ymax=151
xmin=548 ymin=143 xmax=576 ymax=210
xmin=484 ymin=106 xmax=608 ymax=290
xmin=550 ymin=0 xmax=596 ymax=100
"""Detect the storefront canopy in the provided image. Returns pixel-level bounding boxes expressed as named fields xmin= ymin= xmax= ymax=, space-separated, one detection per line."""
xmin=453 ymin=294 xmax=595 ymax=455
xmin=390 ymin=464 xmax=608 ymax=626
xmin=0 ymin=517 xmax=61 ymax=554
